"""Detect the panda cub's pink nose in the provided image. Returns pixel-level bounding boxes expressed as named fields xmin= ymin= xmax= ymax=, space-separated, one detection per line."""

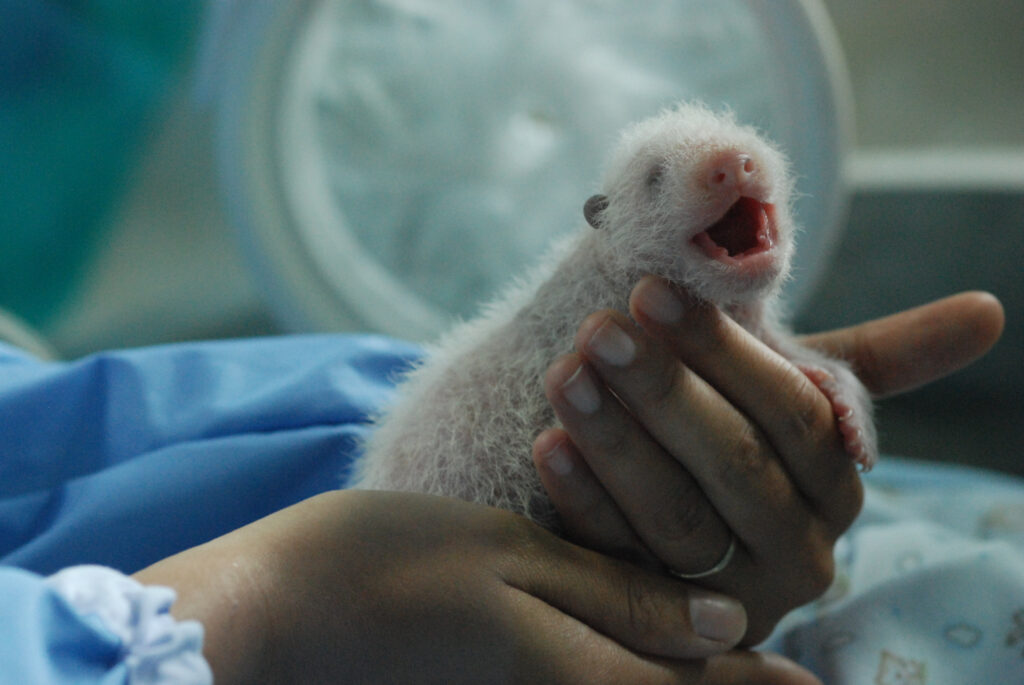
xmin=707 ymin=153 xmax=756 ymax=192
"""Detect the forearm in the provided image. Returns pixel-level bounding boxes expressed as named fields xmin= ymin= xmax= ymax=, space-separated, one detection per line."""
xmin=134 ymin=526 xmax=278 ymax=684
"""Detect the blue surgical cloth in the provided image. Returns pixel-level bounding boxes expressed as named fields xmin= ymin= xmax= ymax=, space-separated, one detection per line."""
xmin=0 ymin=335 xmax=420 ymax=574
xmin=1 ymin=564 xmax=210 ymax=684
xmin=0 ymin=335 xmax=419 ymax=682
xmin=2 ymin=334 xmax=1024 ymax=683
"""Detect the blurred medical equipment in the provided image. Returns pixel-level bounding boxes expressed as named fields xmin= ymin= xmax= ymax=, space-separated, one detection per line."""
xmin=204 ymin=0 xmax=852 ymax=339
xmin=0 ymin=2 xmax=201 ymax=328
xmin=27 ymin=0 xmax=850 ymax=355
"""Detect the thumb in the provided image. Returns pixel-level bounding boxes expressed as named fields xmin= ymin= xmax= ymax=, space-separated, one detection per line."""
xmin=799 ymin=291 xmax=1004 ymax=398
xmin=508 ymin=535 xmax=748 ymax=659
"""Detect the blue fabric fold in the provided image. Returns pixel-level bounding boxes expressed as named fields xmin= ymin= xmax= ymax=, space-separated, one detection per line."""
xmin=0 ymin=335 xmax=420 ymax=574
xmin=0 ymin=565 xmax=124 ymax=684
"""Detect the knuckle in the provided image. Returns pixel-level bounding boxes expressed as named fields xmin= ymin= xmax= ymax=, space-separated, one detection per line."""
xmin=715 ymin=422 xmax=769 ymax=486
xmin=484 ymin=506 xmax=549 ymax=558
xmin=844 ymin=477 xmax=867 ymax=522
xmin=623 ymin=573 xmax=671 ymax=647
xmin=788 ymin=375 xmax=832 ymax=442
xmin=850 ymin=326 xmax=884 ymax=395
xmin=694 ymin=306 xmax=735 ymax=353
xmin=802 ymin=548 xmax=837 ymax=601
xmin=570 ymin=482 xmax=614 ymax=525
xmin=595 ymin=419 xmax=633 ymax=461
xmin=632 ymin=348 xmax=687 ymax=414
xmin=647 ymin=485 xmax=713 ymax=545
xmin=788 ymin=531 xmax=838 ymax=603
xmin=829 ymin=474 xmax=866 ymax=532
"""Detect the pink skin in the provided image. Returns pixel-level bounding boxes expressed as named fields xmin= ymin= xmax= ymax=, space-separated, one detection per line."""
xmin=689 ymin=152 xmax=780 ymax=280
xmin=706 ymin=152 xmax=757 ymax=189
xmin=691 ymin=151 xmax=874 ymax=470
xmin=798 ymin=365 xmax=875 ymax=470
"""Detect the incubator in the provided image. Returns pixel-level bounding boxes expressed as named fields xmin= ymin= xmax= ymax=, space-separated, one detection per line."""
xmin=206 ymin=0 xmax=851 ymax=340
xmin=3 ymin=0 xmax=852 ymax=353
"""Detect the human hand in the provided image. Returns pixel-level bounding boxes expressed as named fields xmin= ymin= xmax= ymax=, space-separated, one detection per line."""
xmin=533 ymin=279 xmax=1004 ymax=644
xmin=798 ymin=290 xmax=1004 ymax=399
xmin=134 ymin=489 xmax=821 ymax=684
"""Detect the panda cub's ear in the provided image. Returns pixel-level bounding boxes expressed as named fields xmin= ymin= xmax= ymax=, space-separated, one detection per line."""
xmin=583 ymin=194 xmax=609 ymax=229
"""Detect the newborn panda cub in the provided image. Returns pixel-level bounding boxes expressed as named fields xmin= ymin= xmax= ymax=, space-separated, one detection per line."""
xmin=354 ymin=103 xmax=876 ymax=527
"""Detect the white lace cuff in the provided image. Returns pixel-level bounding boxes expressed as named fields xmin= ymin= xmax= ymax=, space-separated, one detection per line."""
xmin=46 ymin=565 xmax=213 ymax=685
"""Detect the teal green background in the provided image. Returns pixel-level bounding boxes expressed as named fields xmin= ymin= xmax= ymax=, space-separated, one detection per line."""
xmin=0 ymin=1 xmax=203 ymax=325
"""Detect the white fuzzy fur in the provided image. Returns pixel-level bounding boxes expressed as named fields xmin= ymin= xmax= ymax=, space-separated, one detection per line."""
xmin=353 ymin=103 xmax=875 ymax=527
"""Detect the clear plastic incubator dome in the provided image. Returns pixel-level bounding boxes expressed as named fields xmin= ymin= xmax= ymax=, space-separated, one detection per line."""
xmin=210 ymin=0 xmax=852 ymax=340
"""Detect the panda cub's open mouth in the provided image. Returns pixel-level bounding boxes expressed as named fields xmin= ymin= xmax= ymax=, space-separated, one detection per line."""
xmin=692 ymin=197 xmax=778 ymax=263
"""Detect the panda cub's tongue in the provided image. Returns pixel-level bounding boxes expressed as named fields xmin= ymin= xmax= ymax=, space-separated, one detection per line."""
xmin=694 ymin=197 xmax=774 ymax=260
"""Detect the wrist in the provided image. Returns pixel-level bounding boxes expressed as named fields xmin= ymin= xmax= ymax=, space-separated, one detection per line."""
xmin=133 ymin=534 xmax=280 ymax=685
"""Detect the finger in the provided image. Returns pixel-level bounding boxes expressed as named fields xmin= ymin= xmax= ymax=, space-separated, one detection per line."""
xmin=532 ymin=427 xmax=655 ymax=566
xmin=626 ymin=277 xmax=862 ymax=526
xmin=507 ymin=531 xmax=748 ymax=661
xmin=542 ymin=352 xmax=742 ymax=576
xmin=700 ymin=651 xmax=823 ymax=685
xmin=799 ymin=291 xmax=1005 ymax=398
xmin=504 ymin=587 xmax=701 ymax=684
xmin=508 ymin=587 xmax=821 ymax=685
xmin=566 ymin=304 xmax=821 ymax=551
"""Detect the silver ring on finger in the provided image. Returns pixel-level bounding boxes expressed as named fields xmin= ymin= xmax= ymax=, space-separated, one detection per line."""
xmin=667 ymin=534 xmax=737 ymax=580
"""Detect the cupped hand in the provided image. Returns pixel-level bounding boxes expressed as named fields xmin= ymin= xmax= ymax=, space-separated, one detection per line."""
xmin=533 ymin=278 xmax=1004 ymax=644
xmin=134 ymin=489 xmax=821 ymax=685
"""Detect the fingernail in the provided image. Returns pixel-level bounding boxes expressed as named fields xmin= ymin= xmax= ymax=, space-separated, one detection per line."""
xmin=588 ymin=319 xmax=636 ymax=366
xmin=688 ymin=592 xmax=747 ymax=644
xmin=545 ymin=443 xmax=574 ymax=476
xmin=637 ymin=280 xmax=685 ymax=324
xmin=561 ymin=364 xmax=601 ymax=414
